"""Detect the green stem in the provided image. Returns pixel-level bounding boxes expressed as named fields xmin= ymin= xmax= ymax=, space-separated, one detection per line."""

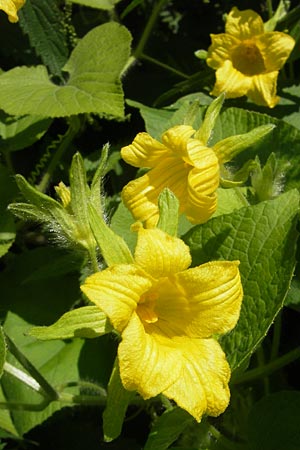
xmin=5 ymin=334 xmax=58 ymax=401
xmin=257 ymin=345 xmax=269 ymax=394
xmin=140 ymin=53 xmax=189 ymax=79
xmin=37 ymin=116 xmax=82 ymax=193
xmin=134 ymin=0 xmax=170 ymax=59
xmin=233 ymin=346 xmax=300 ymax=385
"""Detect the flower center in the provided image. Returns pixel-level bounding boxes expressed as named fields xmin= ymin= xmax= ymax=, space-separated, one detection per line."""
xmin=137 ymin=291 xmax=159 ymax=324
xmin=231 ymin=40 xmax=265 ymax=76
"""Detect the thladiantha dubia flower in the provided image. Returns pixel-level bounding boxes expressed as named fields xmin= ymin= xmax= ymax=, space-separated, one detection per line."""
xmin=0 ymin=0 xmax=25 ymax=22
xmin=206 ymin=7 xmax=295 ymax=108
xmin=81 ymin=228 xmax=243 ymax=421
xmin=121 ymin=125 xmax=220 ymax=227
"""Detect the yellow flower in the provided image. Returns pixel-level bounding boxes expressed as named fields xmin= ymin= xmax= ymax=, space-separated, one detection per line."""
xmin=81 ymin=228 xmax=243 ymax=421
xmin=121 ymin=125 xmax=220 ymax=227
xmin=206 ymin=7 xmax=295 ymax=108
xmin=0 ymin=0 xmax=25 ymax=22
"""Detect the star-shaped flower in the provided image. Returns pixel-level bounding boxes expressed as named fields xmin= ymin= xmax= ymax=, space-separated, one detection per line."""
xmin=0 ymin=0 xmax=25 ymax=22
xmin=206 ymin=7 xmax=295 ymax=107
xmin=81 ymin=227 xmax=243 ymax=421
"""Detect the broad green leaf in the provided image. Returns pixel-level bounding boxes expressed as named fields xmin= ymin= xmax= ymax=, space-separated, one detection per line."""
xmin=144 ymin=407 xmax=194 ymax=450
xmin=29 ymin=306 xmax=112 ymax=340
xmin=0 ymin=23 xmax=132 ymax=119
xmin=0 ymin=327 xmax=5 ymax=379
xmin=213 ymin=187 xmax=247 ymax=217
xmin=69 ymin=0 xmax=121 ymax=9
xmin=102 ymin=360 xmax=132 ymax=442
xmin=0 ymin=112 xmax=51 ymax=152
xmin=211 ymin=107 xmax=300 ymax=190
xmin=247 ymin=391 xmax=300 ymax=450
xmin=19 ymin=0 xmax=69 ymax=76
xmin=0 ymin=384 xmax=18 ymax=436
xmin=183 ymin=190 xmax=299 ymax=370
xmin=1 ymin=312 xmax=84 ymax=436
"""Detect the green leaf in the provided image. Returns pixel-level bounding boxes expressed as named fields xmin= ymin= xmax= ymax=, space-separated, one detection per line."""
xmin=110 ymin=200 xmax=138 ymax=253
xmin=0 ymin=112 xmax=51 ymax=152
xmin=19 ymin=0 xmax=69 ymax=76
xmin=157 ymin=189 xmax=179 ymax=237
xmin=0 ymin=23 xmax=132 ymax=119
xmin=0 ymin=384 xmax=18 ymax=436
xmin=0 ymin=327 xmax=6 ymax=379
xmin=69 ymin=0 xmax=121 ymax=9
xmin=183 ymin=190 xmax=299 ymax=370
xmin=143 ymin=407 xmax=194 ymax=450
xmin=1 ymin=312 xmax=84 ymax=436
xmin=0 ymin=164 xmax=17 ymax=258
xmin=247 ymin=391 xmax=300 ymax=450
xmin=28 ymin=306 xmax=112 ymax=340
xmin=211 ymin=107 xmax=300 ymax=190
xmin=194 ymin=93 xmax=225 ymax=144
xmin=102 ymin=360 xmax=132 ymax=442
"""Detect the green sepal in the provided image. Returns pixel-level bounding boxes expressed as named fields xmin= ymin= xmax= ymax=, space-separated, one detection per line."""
xmin=102 ymin=359 xmax=133 ymax=442
xmin=0 ymin=326 xmax=6 ymax=379
xmin=28 ymin=306 xmax=112 ymax=340
xmin=264 ymin=0 xmax=291 ymax=31
xmin=69 ymin=153 xmax=96 ymax=250
xmin=213 ymin=124 xmax=275 ymax=164
xmin=251 ymin=153 xmax=287 ymax=202
xmin=90 ymin=143 xmax=110 ymax=213
xmin=156 ymin=189 xmax=179 ymax=237
xmin=88 ymin=204 xmax=134 ymax=266
xmin=8 ymin=175 xmax=77 ymax=239
xmin=182 ymin=100 xmax=201 ymax=127
xmin=194 ymin=93 xmax=225 ymax=144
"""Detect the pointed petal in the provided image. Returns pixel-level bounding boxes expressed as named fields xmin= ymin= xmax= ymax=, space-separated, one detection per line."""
xmin=81 ymin=265 xmax=153 ymax=332
xmin=226 ymin=7 xmax=264 ymax=39
xmin=255 ymin=32 xmax=295 ymax=71
xmin=163 ymin=337 xmax=231 ymax=421
xmin=121 ymin=132 xmax=170 ymax=168
xmin=161 ymin=125 xmax=195 ymax=161
xmin=121 ymin=156 xmax=189 ymax=227
xmin=247 ymin=72 xmax=279 ymax=108
xmin=207 ymin=33 xmax=240 ymax=69
xmin=211 ymin=60 xmax=252 ymax=99
xmin=134 ymin=228 xmax=191 ymax=278
xmin=118 ymin=313 xmax=182 ymax=398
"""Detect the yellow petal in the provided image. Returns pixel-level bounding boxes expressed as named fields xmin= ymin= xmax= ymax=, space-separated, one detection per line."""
xmin=225 ymin=7 xmax=264 ymax=39
xmin=207 ymin=33 xmax=240 ymax=70
xmin=247 ymin=72 xmax=279 ymax=108
xmin=121 ymin=156 xmax=189 ymax=227
xmin=184 ymin=163 xmax=219 ymax=224
xmin=121 ymin=132 xmax=169 ymax=168
xmin=161 ymin=125 xmax=195 ymax=161
xmin=255 ymin=32 xmax=295 ymax=72
xmin=163 ymin=337 xmax=231 ymax=421
xmin=134 ymin=228 xmax=191 ymax=278
xmin=118 ymin=313 xmax=182 ymax=398
xmin=174 ymin=261 xmax=243 ymax=337
xmin=211 ymin=60 xmax=252 ymax=99
xmin=0 ymin=0 xmax=25 ymax=22
xmin=81 ymin=265 xmax=153 ymax=332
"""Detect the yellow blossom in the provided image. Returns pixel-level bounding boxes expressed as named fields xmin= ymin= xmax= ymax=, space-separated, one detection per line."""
xmin=121 ymin=125 xmax=220 ymax=227
xmin=81 ymin=228 xmax=243 ymax=421
xmin=206 ymin=7 xmax=295 ymax=108
xmin=0 ymin=0 xmax=25 ymax=22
